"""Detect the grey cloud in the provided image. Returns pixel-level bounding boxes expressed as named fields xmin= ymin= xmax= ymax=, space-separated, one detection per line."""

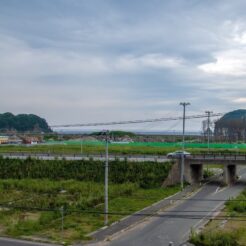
xmin=1 ymin=0 xmax=246 ymax=129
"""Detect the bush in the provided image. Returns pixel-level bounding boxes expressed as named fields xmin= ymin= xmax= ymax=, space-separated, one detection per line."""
xmin=190 ymin=231 xmax=239 ymax=246
xmin=0 ymin=158 xmax=173 ymax=189
xmin=39 ymin=211 xmax=60 ymax=226
xmin=203 ymin=169 xmax=214 ymax=179
xmin=226 ymin=194 xmax=246 ymax=214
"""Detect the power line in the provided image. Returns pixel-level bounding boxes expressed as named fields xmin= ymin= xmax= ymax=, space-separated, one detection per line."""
xmin=51 ymin=113 xmax=223 ymax=128
xmin=1 ymin=197 xmax=245 ymax=211
xmin=106 ymin=196 xmax=246 ymax=202
xmin=1 ymin=204 xmax=246 ymax=221
xmin=2 ymin=190 xmax=246 ymax=203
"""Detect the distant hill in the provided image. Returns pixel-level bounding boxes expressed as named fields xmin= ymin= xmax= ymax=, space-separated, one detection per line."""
xmin=0 ymin=113 xmax=51 ymax=132
xmin=214 ymin=109 xmax=246 ymax=141
xmin=91 ymin=130 xmax=135 ymax=138
xmin=218 ymin=109 xmax=246 ymax=122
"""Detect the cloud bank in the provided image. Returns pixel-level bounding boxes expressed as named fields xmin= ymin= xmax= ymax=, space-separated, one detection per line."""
xmin=1 ymin=0 xmax=246 ymax=131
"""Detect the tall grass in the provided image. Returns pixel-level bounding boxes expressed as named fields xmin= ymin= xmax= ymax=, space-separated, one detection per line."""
xmin=1 ymin=143 xmax=246 ymax=156
xmin=190 ymin=188 xmax=246 ymax=246
xmin=226 ymin=189 xmax=246 ymax=214
xmin=190 ymin=231 xmax=239 ymax=246
xmin=0 ymin=157 xmax=172 ymax=188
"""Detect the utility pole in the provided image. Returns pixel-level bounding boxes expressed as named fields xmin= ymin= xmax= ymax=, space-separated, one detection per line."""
xmin=104 ymin=130 xmax=109 ymax=226
xmin=80 ymin=135 xmax=83 ymax=155
xmin=180 ymin=102 xmax=190 ymax=190
xmin=60 ymin=206 xmax=64 ymax=242
xmin=205 ymin=111 xmax=213 ymax=152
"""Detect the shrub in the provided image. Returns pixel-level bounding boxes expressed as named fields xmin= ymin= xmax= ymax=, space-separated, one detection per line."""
xmin=0 ymin=158 xmax=173 ymax=189
xmin=190 ymin=231 xmax=239 ymax=246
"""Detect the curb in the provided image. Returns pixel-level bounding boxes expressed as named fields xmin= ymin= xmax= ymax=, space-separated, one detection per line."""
xmin=86 ymin=185 xmax=198 ymax=244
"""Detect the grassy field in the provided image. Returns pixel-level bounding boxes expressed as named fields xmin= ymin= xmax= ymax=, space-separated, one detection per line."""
xmin=46 ymin=140 xmax=246 ymax=149
xmin=190 ymin=188 xmax=246 ymax=246
xmin=0 ymin=179 xmax=180 ymax=244
xmin=1 ymin=141 xmax=246 ymax=155
xmin=0 ymin=157 xmax=173 ymax=187
xmin=0 ymin=158 xmax=178 ymax=244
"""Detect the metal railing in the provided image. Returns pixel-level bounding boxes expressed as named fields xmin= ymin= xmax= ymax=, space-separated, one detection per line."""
xmin=188 ymin=153 xmax=246 ymax=161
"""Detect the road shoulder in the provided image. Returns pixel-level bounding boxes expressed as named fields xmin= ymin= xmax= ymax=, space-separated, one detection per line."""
xmin=86 ymin=185 xmax=199 ymax=244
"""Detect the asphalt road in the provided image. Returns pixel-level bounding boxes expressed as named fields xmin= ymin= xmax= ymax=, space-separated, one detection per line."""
xmin=106 ymin=168 xmax=246 ymax=246
xmin=0 ymin=237 xmax=57 ymax=246
xmin=1 ymin=153 xmax=169 ymax=162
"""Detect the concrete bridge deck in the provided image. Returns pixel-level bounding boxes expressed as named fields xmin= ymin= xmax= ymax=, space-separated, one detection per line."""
xmin=187 ymin=153 xmax=246 ymax=164
xmin=178 ymin=154 xmax=246 ymax=185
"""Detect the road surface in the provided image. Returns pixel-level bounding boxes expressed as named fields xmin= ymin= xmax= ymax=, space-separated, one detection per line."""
xmin=102 ymin=168 xmax=246 ymax=246
xmin=0 ymin=237 xmax=57 ymax=246
xmin=1 ymin=153 xmax=169 ymax=162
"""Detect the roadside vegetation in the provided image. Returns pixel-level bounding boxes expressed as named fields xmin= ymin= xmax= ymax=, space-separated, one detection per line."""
xmin=90 ymin=130 xmax=136 ymax=137
xmin=190 ymin=188 xmax=246 ymax=246
xmin=0 ymin=157 xmax=172 ymax=187
xmin=0 ymin=157 xmax=179 ymax=244
xmin=203 ymin=165 xmax=223 ymax=179
xmin=1 ymin=142 xmax=246 ymax=156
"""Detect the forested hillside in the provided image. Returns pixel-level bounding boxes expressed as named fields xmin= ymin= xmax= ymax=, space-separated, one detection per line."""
xmin=214 ymin=109 xmax=246 ymax=141
xmin=0 ymin=112 xmax=51 ymax=132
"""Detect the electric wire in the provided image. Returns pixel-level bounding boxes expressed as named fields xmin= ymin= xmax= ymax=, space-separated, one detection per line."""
xmin=51 ymin=113 xmax=223 ymax=128
xmin=0 ymin=203 xmax=246 ymax=221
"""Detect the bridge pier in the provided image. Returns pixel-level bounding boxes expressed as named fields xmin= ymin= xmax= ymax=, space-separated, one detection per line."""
xmin=164 ymin=154 xmax=242 ymax=186
xmin=178 ymin=153 xmax=244 ymax=186
xmin=223 ymin=164 xmax=237 ymax=185
xmin=184 ymin=162 xmax=203 ymax=184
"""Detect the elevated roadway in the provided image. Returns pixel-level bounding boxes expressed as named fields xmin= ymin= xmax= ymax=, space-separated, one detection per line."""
xmin=0 ymin=153 xmax=169 ymax=162
xmin=182 ymin=154 xmax=246 ymax=185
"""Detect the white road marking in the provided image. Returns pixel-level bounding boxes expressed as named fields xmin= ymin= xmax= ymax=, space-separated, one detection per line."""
xmin=216 ymin=187 xmax=227 ymax=194
xmin=214 ymin=186 xmax=220 ymax=194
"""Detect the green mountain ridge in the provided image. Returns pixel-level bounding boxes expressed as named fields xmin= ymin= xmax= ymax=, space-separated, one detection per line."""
xmin=219 ymin=109 xmax=246 ymax=121
xmin=214 ymin=109 xmax=246 ymax=141
xmin=0 ymin=112 xmax=51 ymax=132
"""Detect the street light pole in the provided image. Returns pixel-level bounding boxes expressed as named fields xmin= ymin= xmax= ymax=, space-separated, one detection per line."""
xmin=180 ymin=102 xmax=190 ymax=190
xmin=80 ymin=135 xmax=83 ymax=155
xmin=205 ymin=111 xmax=213 ymax=152
xmin=104 ymin=130 xmax=109 ymax=226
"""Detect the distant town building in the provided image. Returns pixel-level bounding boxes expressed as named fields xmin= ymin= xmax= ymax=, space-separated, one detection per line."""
xmin=8 ymin=136 xmax=23 ymax=144
xmin=0 ymin=135 xmax=23 ymax=144
xmin=22 ymin=136 xmax=40 ymax=145
xmin=0 ymin=136 xmax=9 ymax=144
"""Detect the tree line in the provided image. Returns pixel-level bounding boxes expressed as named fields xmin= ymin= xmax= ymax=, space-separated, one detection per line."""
xmin=0 ymin=112 xmax=51 ymax=132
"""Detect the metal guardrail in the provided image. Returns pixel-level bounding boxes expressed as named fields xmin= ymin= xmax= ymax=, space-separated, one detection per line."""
xmin=1 ymin=152 xmax=246 ymax=162
xmin=0 ymin=153 xmax=170 ymax=163
xmin=0 ymin=152 xmax=166 ymax=158
xmin=188 ymin=154 xmax=246 ymax=161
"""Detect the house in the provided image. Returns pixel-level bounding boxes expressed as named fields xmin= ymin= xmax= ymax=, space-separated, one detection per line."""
xmin=22 ymin=136 xmax=40 ymax=145
xmin=8 ymin=136 xmax=23 ymax=144
xmin=0 ymin=136 xmax=9 ymax=144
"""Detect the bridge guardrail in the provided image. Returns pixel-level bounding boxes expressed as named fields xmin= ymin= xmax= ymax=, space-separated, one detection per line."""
xmin=188 ymin=153 xmax=246 ymax=161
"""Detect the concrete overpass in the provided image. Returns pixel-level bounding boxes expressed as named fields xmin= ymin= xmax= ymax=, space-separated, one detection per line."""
xmin=182 ymin=154 xmax=246 ymax=185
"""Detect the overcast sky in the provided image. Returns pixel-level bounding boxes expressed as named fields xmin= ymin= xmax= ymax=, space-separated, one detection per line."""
xmin=1 ymin=0 xmax=246 ymax=131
